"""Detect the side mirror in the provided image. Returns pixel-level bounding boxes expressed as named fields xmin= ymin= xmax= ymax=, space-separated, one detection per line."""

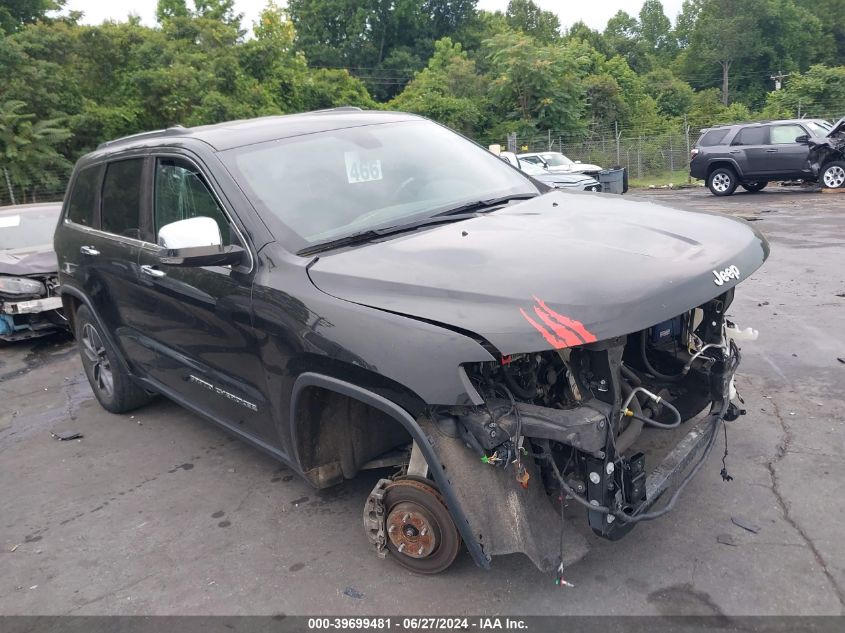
xmin=795 ymin=134 xmax=809 ymax=144
xmin=156 ymin=216 xmax=244 ymax=268
xmin=158 ymin=216 xmax=221 ymax=249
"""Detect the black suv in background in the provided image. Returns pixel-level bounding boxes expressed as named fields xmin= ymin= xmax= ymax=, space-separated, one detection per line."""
xmin=690 ymin=118 xmax=835 ymax=196
xmin=54 ymin=110 xmax=767 ymax=575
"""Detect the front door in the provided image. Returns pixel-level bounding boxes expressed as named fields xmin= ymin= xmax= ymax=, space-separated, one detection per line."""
xmin=130 ymin=155 xmax=274 ymax=444
xmin=767 ymin=123 xmax=812 ymax=177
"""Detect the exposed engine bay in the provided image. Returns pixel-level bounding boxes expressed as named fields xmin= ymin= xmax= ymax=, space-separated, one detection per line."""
xmin=447 ymin=289 xmax=752 ymax=550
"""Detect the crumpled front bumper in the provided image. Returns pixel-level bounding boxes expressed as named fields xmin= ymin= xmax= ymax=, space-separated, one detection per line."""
xmin=0 ymin=296 xmax=65 ymax=341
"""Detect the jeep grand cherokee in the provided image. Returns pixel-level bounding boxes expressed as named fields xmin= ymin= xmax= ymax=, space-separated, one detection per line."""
xmin=55 ymin=109 xmax=768 ymax=575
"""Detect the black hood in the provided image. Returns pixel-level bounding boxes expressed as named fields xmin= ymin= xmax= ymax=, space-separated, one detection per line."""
xmin=0 ymin=244 xmax=58 ymax=276
xmin=308 ymin=191 xmax=769 ymax=355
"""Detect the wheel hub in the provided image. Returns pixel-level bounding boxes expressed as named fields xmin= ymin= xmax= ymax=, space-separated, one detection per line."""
xmin=81 ymin=323 xmax=113 ymax=397
xmin=823 ymin=166 xmax=844 ymax=188
xmin=386 ymin=502 xmax=437 ymax=558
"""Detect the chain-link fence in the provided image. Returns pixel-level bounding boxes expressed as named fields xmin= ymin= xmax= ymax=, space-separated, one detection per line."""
xmin=504 ymin=127 xmax=695 ymax=183
xmin=1 ymin=168 xmax=68 ymax=207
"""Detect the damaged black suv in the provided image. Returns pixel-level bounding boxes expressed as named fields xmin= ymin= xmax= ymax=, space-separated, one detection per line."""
xmin=55 ymin=109 xmax=768 ymax=574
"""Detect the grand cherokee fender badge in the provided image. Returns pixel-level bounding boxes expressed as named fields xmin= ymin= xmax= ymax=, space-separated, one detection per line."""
xmin=713 ymin=265 xmax=741 ymax=286
xmin=519 ymin=296 xmax=597 ymax=349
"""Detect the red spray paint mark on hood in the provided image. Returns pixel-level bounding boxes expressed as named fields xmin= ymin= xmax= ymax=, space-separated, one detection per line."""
xmin=519 ymin=296 xmax=598 ymax=349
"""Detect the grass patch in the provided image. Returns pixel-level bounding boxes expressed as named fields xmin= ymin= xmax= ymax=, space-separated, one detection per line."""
xmin=627 ymin=170 xmax=702 ymax=189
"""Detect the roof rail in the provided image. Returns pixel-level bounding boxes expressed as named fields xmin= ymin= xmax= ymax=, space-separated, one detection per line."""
xmin=310 ymin=106 xmax=364 ymax=114
xmin=96 ymin=125 xmax=189 ymax=150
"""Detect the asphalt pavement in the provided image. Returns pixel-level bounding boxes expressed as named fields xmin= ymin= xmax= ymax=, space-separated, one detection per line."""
xmin=1 ymin=185 xmax=843 ymax=615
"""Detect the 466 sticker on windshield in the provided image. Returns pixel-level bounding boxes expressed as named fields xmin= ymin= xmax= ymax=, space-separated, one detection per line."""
xmin=344 ymin=152 xmax=383 ymax=184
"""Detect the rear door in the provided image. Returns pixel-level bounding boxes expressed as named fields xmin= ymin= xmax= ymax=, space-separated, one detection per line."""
xmin=64 ymin=157 xmax=150 ymax=368
xmin=729 ymin=126 xmax=770 ymax=178
xmin=768 ymin=123 xmax=813 ymax=177
xmin=129 ymin=154 xmax=274 ymax=443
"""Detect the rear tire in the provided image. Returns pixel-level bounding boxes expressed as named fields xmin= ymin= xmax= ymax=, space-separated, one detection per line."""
xmin=741 ymin=181 xmax=767 ymax=192
xmin=75 ymin=305 xmax=152 ymax=414
xmin=820 ymin=161 xmax=845 ymax=189
xmin=707 ymin=167 xmax=738 ymax=196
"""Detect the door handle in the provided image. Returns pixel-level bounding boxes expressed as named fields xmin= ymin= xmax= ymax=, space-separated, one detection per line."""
xmin=140 ymin=265 xmax=166 ymax=279
xmin=729 ymin=150 xmax=741 ymax=154
xmin=766 ymin=149 xmax=778 ymax=153
xmin=79 ymin=245 xmax=100 ymax=256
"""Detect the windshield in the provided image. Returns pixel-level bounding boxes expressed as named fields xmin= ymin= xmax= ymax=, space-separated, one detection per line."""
xmin=0 ymin=206 xmax=61 ymax=250
xmin=805 ymin=121 xmax=830 ymax=136
xmin=520 ymin=161 xmax=547 ymax=175
xmin=222 ymin=120 xmax=538 ymax=251
xmin=541 ymin=153 xmax=574 ymax=167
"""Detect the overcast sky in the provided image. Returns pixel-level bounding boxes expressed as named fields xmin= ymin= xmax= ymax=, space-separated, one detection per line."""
xmin=66 ymin=0 xmax=686 ymax=32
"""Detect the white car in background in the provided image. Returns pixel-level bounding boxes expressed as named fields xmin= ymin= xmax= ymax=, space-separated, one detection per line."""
xmin=517 ymin=151 xmax=603 ymax=177
xmin=498 ymin=152 xmax=602 ymax=192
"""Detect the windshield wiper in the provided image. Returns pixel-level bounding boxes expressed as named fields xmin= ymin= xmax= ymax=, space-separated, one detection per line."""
xmin=297 ymin=213 xmax=480 ymax=256
xmin=434 ymin=193 xmax=539 ymax=217
xmin=298 ymin=194 xmax=539 ymax=257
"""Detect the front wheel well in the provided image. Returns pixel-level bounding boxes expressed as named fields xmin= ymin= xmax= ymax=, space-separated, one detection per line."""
xmin=293 ymin=386 xmax=413 ymax=488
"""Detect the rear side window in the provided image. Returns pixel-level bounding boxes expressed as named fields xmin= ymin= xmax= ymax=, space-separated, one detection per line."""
xmin=66 ymin=167 xmax=99 ymax=226
xmin=731 ymin=127 xmax=768 ymax=146
xmin=154 ymin=158 xmax=231 ymax=245
xmin=770 ymin=124 xmax=806 ymax=144
xmin=101 ymin=159 xmax=144 ymax=239
xmin=698 ymin=129 xmax=730 ymax=147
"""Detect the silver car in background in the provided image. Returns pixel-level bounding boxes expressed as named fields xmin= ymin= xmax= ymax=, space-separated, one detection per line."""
xmin=0 ymin=203 xmax=66 ymax=342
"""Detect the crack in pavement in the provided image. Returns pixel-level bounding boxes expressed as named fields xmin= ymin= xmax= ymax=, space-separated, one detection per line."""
xmin=767 ymin=397 xmax=845 ymax=612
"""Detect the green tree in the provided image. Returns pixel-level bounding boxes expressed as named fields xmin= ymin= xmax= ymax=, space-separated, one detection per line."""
xmin=638 ymin=0 xmax=676 ymax=58
xmin=287 ymin=0 xmax=478 ymax=99
xmin=603 ymin=10 xmax=652 ymax=73
xmin=390 ymin=37 xmax=486 ymax=135
xmin=644 ymin=69 xmax=694 ymax=118
xmin=763 ymin=64 xmax=845 ymax=120
xmin=0 ymin=100 xmax=70 ymax=202
xmin=485 ymin=31 xmax=584 ymax=137
xmin=504 ymin=0 xmax=560 ymax=44
xmin=0 ymin=0 xmax=64 ymax=34
xmin=687 ymin=0 xmax=758 ymax=104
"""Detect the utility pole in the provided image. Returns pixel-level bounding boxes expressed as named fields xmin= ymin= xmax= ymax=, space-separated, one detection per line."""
xmin=3 ymin=168 xmax=16 ymax=206
xmin=684 ymin=115 xmax=691 ymax=185
xmin=770 ymin=70 xmax=789 ymax=91
xmin=614 ymin=121 xmax=621 ymax=166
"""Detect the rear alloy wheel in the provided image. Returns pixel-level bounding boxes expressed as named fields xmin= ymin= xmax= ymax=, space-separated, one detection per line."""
xmin=821 ymin=161 xmax=845 ymax=189
xmin=75 ymin=305 xmax=153 ymax=414
xmin=707 ymin=167 xmax=738 ymax=197
xmin=383 ymin=478 xmax=461 ymax=574
xmin=741 ymin=181 xmax=767 ymax=192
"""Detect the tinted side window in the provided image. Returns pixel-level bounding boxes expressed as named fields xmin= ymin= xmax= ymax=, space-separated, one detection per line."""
xmin=101 ymin=159 xmax=144 ymax=238
xmin=698 ymin=129 xmax=730 ymax=146
xmin=770 ymin=124 xmax=806 ymax=144
xmin=66 ymin=167 xmax=99 ymax=226
xmin=731 ymin=127 xmax=768 ymax=146
xmin=154 ymin=158 xmax=231 ymax=244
